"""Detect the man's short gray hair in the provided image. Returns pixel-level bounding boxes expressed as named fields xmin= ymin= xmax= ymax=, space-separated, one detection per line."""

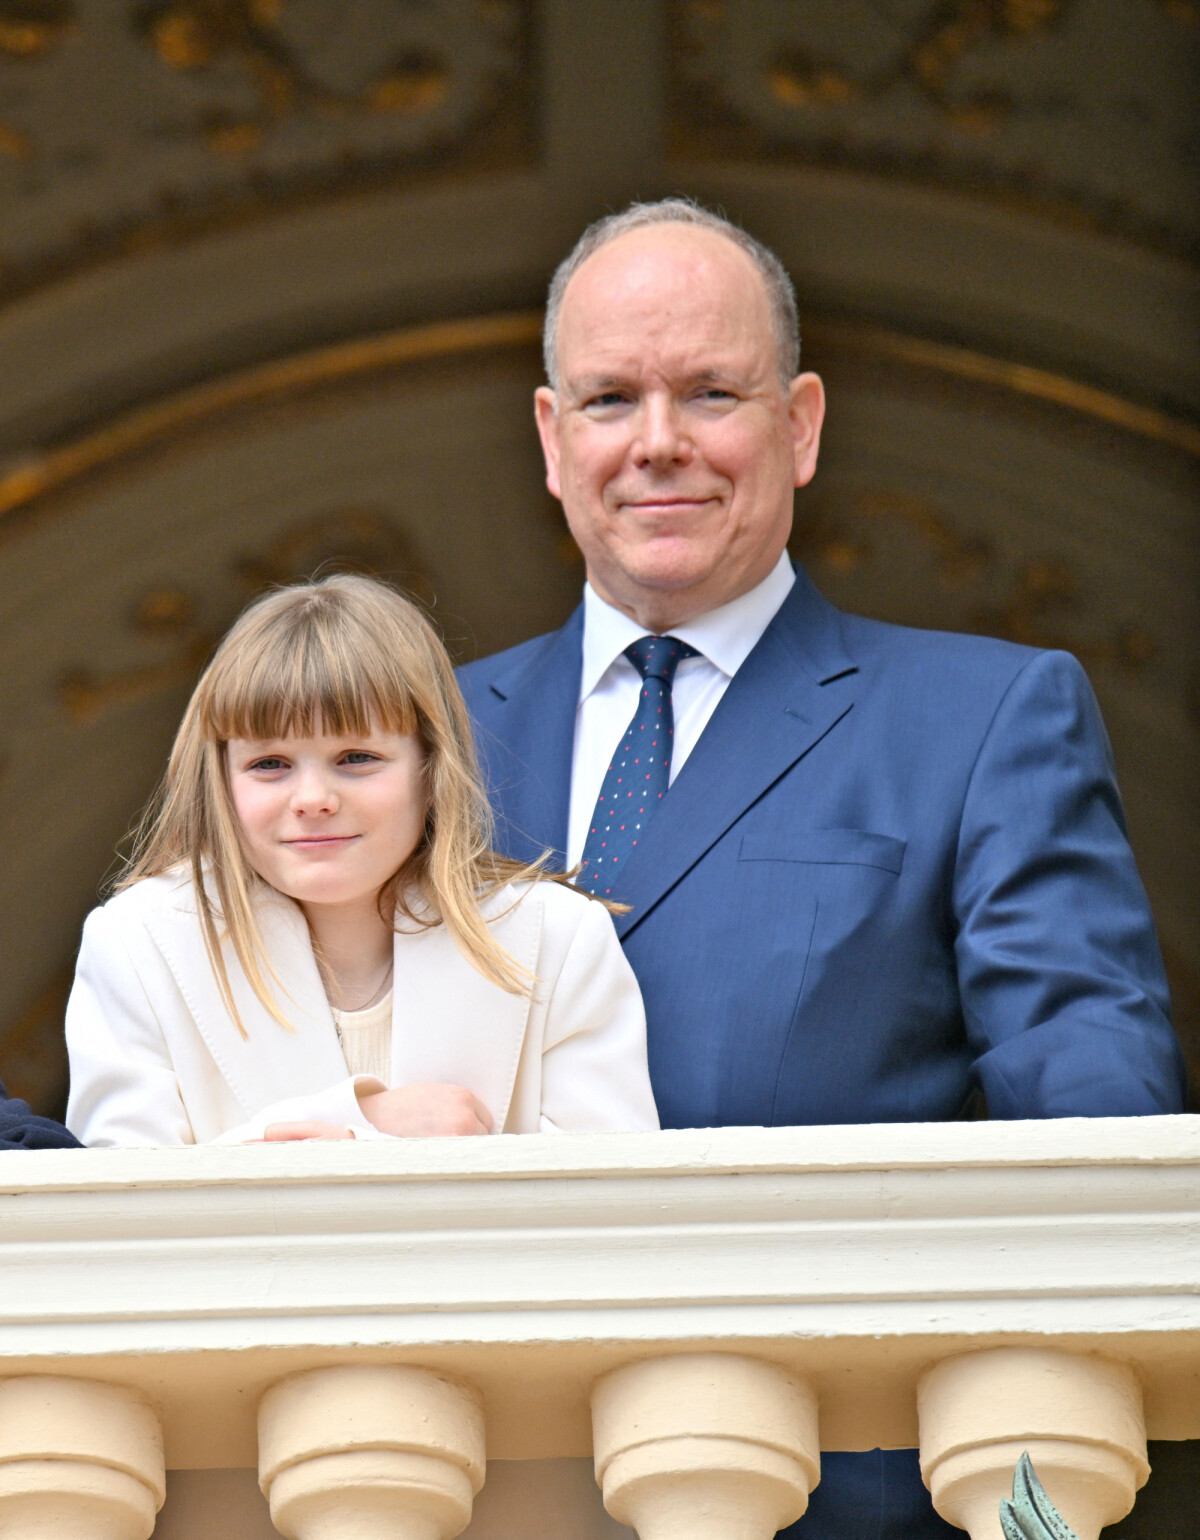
xmin=542 ymin=198 xmax=801 ymax=391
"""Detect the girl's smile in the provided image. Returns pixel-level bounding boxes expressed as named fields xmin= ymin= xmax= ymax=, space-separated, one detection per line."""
xmin=285 ymin=835 xmax=360 ymax=848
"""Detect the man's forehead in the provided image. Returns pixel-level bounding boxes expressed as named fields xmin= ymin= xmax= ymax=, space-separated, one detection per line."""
xmin=566 ymin=355 xmax=748 ymax=391
xmin=566 ymin=223 xmax=765 ymax=312
xmin=558 ymin=232 xmax=770 ymax=365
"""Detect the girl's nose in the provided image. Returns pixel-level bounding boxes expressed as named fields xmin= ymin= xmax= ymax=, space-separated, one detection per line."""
xmin=291 ymin=769 xmax=338 ymax=816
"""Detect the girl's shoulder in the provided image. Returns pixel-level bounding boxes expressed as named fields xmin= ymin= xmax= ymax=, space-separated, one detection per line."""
xmin=93 ymin=868 xmax=198 ymax=927
xmin=481 ymin=875 xmax=609 ymax=937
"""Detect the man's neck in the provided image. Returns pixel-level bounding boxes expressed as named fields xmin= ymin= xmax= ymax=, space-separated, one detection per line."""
xmin=578 ymin=551 xmax=796 ymax=702
xmin=587 ymin=558 xmax=788 ymax=634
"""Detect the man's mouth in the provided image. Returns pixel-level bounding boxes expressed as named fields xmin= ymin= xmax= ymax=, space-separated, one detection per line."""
xmin=622 ymin=495 xmax=714 ymax=512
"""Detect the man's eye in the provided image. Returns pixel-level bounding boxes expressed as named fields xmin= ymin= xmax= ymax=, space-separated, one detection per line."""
xmin=586 ymin=392 xmax=629 ymax=410
xmin=697 ymin=388 xmax=735 ymax=402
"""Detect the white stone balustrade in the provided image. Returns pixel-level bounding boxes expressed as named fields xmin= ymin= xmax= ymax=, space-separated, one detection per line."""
xmin=592 ymin=1352 xmax=820 ymax=1539
xmin=919 ymin=1348 xmax=1151 ymax=1540
xmin=0 ymin=1375 xmax=165 ymax=1540
xmin=259 ymin=1364 xmax=485 ymax=1540
xmin=0 ymin=1117 xmax=1196 ymax=1538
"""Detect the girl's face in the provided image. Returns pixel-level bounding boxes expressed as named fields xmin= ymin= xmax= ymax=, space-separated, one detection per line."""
xmin=226 ymin=726 xmax=426 ymax=913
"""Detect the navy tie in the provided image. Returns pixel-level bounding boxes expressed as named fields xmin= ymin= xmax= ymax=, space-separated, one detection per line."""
xmin=579 ymin=635 xmax=698 ymax=897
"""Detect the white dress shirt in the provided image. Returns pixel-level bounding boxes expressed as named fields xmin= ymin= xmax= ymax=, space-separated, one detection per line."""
xmin=567 ymin=551 xmax=796 ymax=867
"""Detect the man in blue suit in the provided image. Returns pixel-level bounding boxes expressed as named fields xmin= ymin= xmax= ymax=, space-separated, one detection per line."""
xmin=458 ymin=200 xmax=1185 ymax=1537
xmin=0 ymin=1076 xmax=80 ymax=1150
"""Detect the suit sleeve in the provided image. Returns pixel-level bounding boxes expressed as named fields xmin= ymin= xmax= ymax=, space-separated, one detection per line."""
xmin=536 ymin=896 xmax=660 ymax=1133
xmin=953 ymin=649 xmax=1186 ymax=1116
xmin=66 ymin=904 xmax=388 ymax=1146
xmin=0 ymin=1079 xmax=81 ymax=1150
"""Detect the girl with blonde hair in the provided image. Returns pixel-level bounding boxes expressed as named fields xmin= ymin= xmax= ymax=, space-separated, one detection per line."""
xmin=66 ymin=575 xmax=658 ymax=1144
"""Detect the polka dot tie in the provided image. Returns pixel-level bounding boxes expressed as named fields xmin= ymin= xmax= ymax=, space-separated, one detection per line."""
xmin=578 ymin=635 xmax=698 ymax=897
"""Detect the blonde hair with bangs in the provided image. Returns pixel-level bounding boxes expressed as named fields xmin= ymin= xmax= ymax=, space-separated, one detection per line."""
xmin=119 ymin=574 xmax=551 ymax=1036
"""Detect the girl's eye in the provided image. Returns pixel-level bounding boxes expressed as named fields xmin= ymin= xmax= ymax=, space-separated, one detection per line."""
xmin=342 ymin=751 xmax=379 ymax=765
xmin=249 ymin=757 xmax=287 ymax=771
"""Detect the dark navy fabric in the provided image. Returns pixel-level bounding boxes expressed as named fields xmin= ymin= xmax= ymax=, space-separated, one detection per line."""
xmin=779 ymin=1449 xmax=962 ymax=1538
xmin=0 ymin=1077 xmax=81 ymax=1150
xmin=458 ymin=566 xmax=1185 ymax=1531
xmin=579 ymin=634 xmax=697 ymax=896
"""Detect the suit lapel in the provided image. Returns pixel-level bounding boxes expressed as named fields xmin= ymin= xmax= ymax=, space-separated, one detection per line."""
xmin=144 ymin=880 xmax=346 ymax=1115
xmin=389 ymin=887 xmax=539 ymax=1130
xmin=612 ymin=570 xmax=858 ymax=940
xmin=478 ymin=608 xmax=582 ymax=866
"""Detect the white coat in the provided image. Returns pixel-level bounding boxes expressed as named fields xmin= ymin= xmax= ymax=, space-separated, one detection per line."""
xmin=65 ymin=871 xmax=659 ymax=1145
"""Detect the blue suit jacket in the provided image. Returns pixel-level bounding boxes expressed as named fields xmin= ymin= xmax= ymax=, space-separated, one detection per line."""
xmin=460 ymin=567 xmax=1185 ymax=1133
xmin=460 ymin=569 xmax=1185 ymax=1537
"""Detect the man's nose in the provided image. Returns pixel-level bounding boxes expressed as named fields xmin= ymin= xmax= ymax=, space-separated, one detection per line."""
xmin=632 ymin=395 xmax=693 ymax=468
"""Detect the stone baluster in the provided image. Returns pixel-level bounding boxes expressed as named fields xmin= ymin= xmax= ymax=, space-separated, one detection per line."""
xmin=918 ymin=1347 xmax=1150 ymax=1540
xmin=258 ymin=1364 xmax=485 ymax=1540
xmin=0 ymin=1375 xmax=165 ymax=1540
xmin=591 ymin=1352 xmax=820 ymax=1540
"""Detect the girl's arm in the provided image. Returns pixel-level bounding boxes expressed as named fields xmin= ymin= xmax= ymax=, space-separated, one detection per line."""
xmin=535 ymin=895 xmax=660 ymax=1134
xmin=65 ymin=904 xmax=392 ymax=1146
xmin=206 ymin=1081 xmax=391 ymax=1144
xmin=66 ymin=905 xmax=198 ymax=1146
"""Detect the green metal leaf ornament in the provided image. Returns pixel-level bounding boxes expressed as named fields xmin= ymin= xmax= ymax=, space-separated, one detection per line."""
xmin=999 ymin=1452 xmax=1080 ymax=1540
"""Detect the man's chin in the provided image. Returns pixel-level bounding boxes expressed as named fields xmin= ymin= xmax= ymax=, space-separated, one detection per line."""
xmin=588 ymin=551 xmax=733 ymax=627
xmin=608 ymin=540 xmax=721 ymax=594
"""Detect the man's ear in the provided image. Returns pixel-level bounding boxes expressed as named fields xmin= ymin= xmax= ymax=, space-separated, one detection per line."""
xmin=534 ymin=386 xmax=563 ymax=500
xmin=788 ymin=372 xmax=826 ymax=489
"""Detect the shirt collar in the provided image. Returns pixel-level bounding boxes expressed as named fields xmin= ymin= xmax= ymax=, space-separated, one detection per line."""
xmin=579 ymin=550 xmax=796 ymax=703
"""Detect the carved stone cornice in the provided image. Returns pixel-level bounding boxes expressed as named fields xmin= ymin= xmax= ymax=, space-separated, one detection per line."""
xmin=669 ymin=0 xmax=1200 ymax=258
xmin=0 ymin=0 xmax=532 ymax=303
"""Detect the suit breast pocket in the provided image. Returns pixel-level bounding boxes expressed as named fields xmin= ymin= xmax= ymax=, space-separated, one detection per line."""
xmin=738 ymin=827 xmax=907 ymax=875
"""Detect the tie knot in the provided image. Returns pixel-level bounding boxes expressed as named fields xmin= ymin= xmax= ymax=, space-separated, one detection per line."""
xmin=624 ymin=634 xmax=697 ymax=685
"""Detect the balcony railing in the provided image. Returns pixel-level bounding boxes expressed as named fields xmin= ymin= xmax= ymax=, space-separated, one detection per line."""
xmin=0 ymin=1116 xmax=1196 ymax=1539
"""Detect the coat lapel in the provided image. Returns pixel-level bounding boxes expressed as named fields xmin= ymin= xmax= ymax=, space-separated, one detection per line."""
xmin=389 ymin=886 xmax=539 ymax=1130
xmin=612 ymin=570 xmax=859 ymax=940
xmin=144 ymin=876 xmax=540 ymax=1131
xmin=143 ymin=878 xmax=347 ymax=1116
xmin=476 ymin=607 xmax=582 ymax=866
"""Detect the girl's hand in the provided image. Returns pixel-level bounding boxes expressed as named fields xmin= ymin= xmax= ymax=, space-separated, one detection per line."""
xmin=358 ymin=1084 xmax=493 ymax=1137
xmin=253 ymin=1121 xmax=356 ymax=1141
